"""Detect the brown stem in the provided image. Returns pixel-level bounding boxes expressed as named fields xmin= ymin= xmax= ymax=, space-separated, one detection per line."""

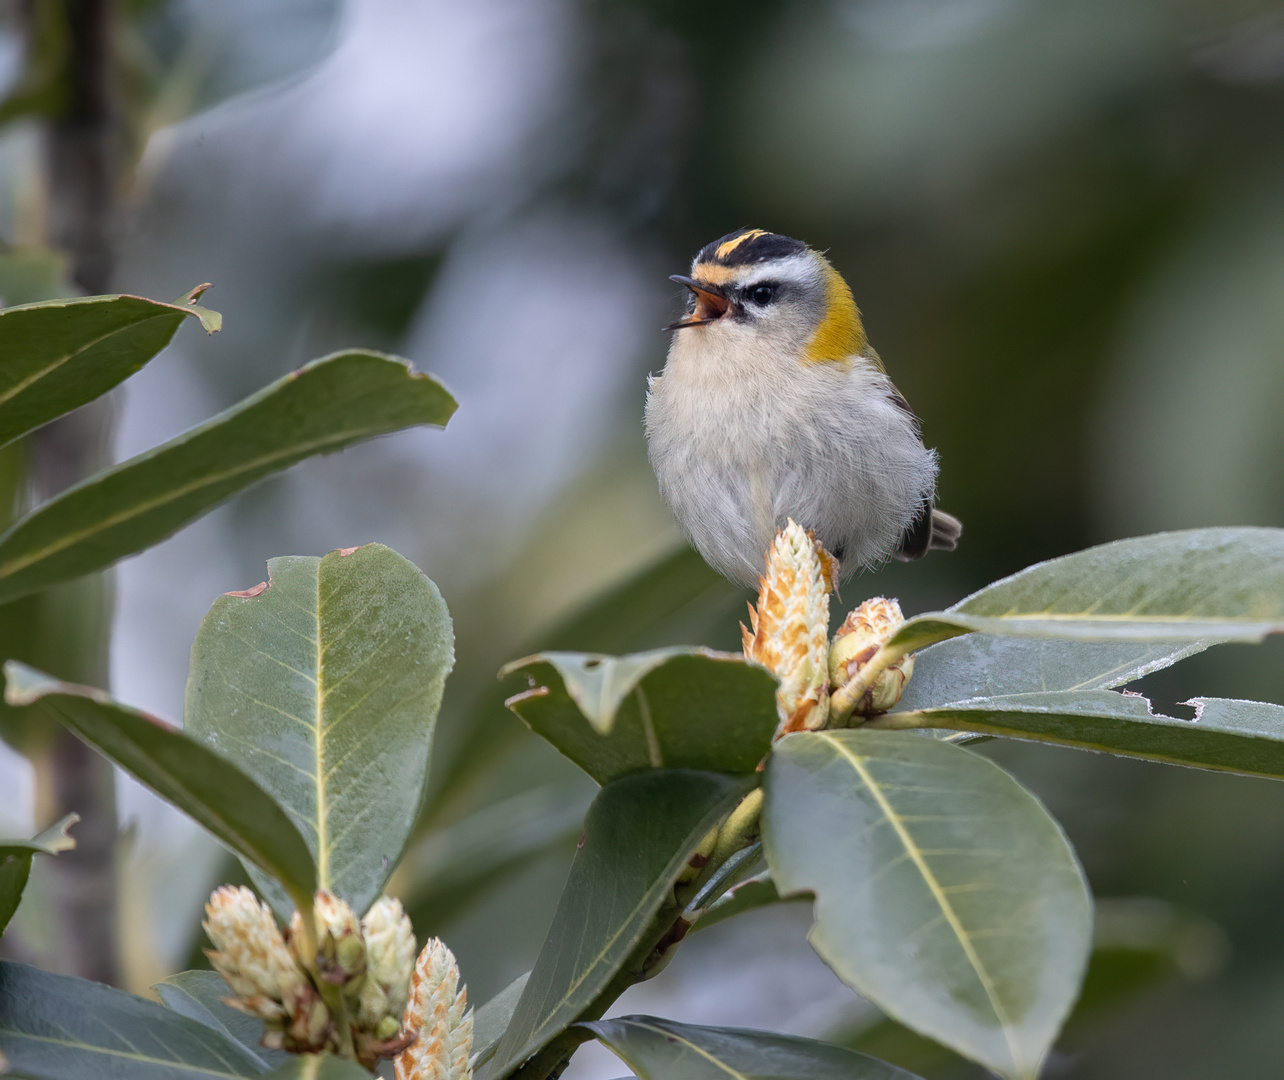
xmin=17 ymin=0 xmax=121 ymax=985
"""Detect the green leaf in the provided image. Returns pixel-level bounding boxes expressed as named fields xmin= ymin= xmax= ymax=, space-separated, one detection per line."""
xmin=896 ymin=634 xmax=1217 ymax=711
xmin=259 ymin=1053 xmax=372 ymax=1079
xmin=877 ymin=691 xmax=1284 ymax=780
xmin=763 ymin=730 xmax=1091 ymax=1080
xmin=153 ymin=971 xmax=292 ymax=1071
xmin=3 ymin=662 xmax=316 ymax=913
xmin=0 ymin=350 xmax=456 ymax=605
xmin=185 ymin=543 xmax=453 ymax=916
xmin=0 ymin=287 xmax=219 ymax=451
xmin=878 ymin=528 xmax=1284 ymax=666
xmin=472 ymin=972 xmax=532 ymax=1072
xmin=502 ymin=649 xmax=778 ymax=784
xmin=839 ymin=897 xmax=1227 ymax=1075
xmin=0 ymin=814 xmax=76 ymax=934
xmin=581 ymin=1015 xmax=925 ymax=1079
xmin=484 ymin=770 xmax=753 ymax=1080
xmin=0 ymin=960 xmax=267 ymax=1078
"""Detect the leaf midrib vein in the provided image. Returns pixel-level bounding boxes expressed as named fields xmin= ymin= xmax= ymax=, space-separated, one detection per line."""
xmin=627 ymin=1020 xmax=744 ymax=1077
xmin=0 ymin=311 xmax=172 ymax=410
xmin=314 ymin=567 xmax=329 ymax=891
xmin=818 ymin=732 xmax=1024 ymax=1073
xmin=0 ymin=425 xmax=393 ymax=581
xmin=0 ymin=1028 xmax=251 ymax=1076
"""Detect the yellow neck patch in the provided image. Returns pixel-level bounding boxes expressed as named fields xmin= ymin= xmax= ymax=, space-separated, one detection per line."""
xmin=804 ymin=262 xmax=866 ymax=364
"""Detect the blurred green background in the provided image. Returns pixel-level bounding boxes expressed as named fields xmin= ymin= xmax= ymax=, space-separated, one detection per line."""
xmin=2 ymin=0 xmax=1284 ymax=1076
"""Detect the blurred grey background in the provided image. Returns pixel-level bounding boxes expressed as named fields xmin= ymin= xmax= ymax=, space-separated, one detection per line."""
xmin=2 ymin=1 xmax=1284 ymax=1076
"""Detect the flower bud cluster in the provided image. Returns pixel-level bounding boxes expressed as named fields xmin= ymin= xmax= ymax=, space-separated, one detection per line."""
xmin=742 ymin=525 xmax=916 ymax=737
xmin=204 ymin=886 xmax=467 ymax=1072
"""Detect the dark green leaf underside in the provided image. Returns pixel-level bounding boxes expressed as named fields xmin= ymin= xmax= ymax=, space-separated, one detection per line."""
xmin=583 ymin=1015 xmax=926 ymax=1079
xmin=0 ymin=960 xmax=266 ymax=1079
xmin=504 ymin=649 xmax=778 ymax=784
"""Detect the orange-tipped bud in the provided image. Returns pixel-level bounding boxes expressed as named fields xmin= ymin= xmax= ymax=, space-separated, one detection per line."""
xmin=741 ymin=520 xmax=831 ymax=738
xmin=829 ymin=597 xmax=915 ymax=721
xmin=395 ymin=938 xmax=473 ymax=1080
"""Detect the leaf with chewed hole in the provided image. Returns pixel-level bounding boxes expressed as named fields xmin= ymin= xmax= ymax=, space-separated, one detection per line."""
xmin=875 ymin=691 xmax=1284 ymax=780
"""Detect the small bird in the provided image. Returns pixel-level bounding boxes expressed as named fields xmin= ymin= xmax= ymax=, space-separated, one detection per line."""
xmin=645 ymin=228 xmax=960 ymax=588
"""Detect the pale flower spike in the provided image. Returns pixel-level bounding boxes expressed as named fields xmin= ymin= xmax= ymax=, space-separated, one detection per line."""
xmin=742 ymin=519 xmax=832 ymax=737
xmin=203 ymin=885 xmax=328 ymax=1053
xmin=395 ymin=937 xmax=474 ymax=1080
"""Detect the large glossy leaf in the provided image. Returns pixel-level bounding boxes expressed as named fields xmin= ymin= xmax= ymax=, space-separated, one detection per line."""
xmin=0 ymin=814 xmax=76 ymax=934
xmin=582 ymin=1015 xmax=925 ymax=1079
xmin=3 ymin=663 xmax=316 ymax=913
xmin=876 ymin=691 xmax=1284 ymax=779
xmin=472 ymin=972 xmax=532 ymax=1072
xmin=502 ymin=649 xmax=778 ymax=784
xmin=870 ymin=529 xmax=1284 ymax=675
xmin=484 ymin=770 xmax=753 ymax=1080
xmin=186 ymin=543 xmax=453 ymax=916
xmin=763 ymin=731 xmax=1091 ymax=1080
xmin=0 ymin=960 xmax=266 ymax=1079
xmin=896 ymin=634 xmax=1217 ymax=712
xmin=0 ymin=350 xmax=456 ymax=604
xmin=840 ymin=897 xmax=1227 ymax=1075
xmin=0 ymin=287 xmax=220 ymax=451
xmin=153 ymin=971 xmax=292 ymax=1071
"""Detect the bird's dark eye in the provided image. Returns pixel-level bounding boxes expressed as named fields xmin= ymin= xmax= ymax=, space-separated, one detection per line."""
xmin=748 ymin=284 xmax=775 ymax=305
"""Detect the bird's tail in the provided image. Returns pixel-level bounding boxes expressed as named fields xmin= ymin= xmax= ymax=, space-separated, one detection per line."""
xmin=893 ymin=505 xmax=962 ymax=561
xmin=928 ymin=508 xmax=962 ymax=552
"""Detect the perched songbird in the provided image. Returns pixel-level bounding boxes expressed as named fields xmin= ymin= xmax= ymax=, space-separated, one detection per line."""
xmin=645 ymin=228 xmax=961 ymax=588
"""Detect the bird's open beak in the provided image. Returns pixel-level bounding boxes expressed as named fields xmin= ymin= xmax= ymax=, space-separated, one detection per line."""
xmin=664 ymin=275 xmax=731 ymax=330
